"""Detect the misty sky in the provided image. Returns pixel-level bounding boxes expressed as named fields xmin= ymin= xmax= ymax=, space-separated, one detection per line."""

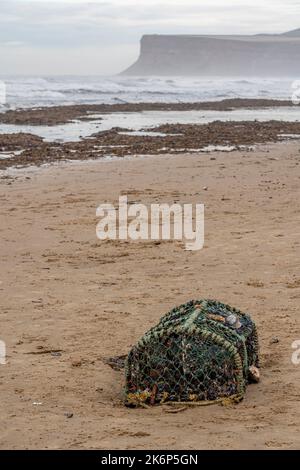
xmin=0 ymin=0 xmax=300 ymax=75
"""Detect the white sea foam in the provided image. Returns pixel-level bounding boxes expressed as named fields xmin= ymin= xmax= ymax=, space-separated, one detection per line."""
xmin=0 ymin=75 xmax=297 ymax=110
xmin=0 ymin=149 xmax=25 ymax=159
xmin=278 ymin=133 xmax=300 ymax=139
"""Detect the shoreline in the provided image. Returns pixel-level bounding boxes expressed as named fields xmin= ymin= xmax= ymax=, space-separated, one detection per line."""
xmin=1 ymin=119 xmax=300 ymax=172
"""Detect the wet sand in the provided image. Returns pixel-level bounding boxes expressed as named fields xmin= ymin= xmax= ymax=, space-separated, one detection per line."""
xmin=1 ymin=140 xmax=300 ymax=449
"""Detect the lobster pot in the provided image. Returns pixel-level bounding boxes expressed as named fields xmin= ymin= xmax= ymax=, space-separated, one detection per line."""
xmin=125 ymin=300 xmax=259 ymax=406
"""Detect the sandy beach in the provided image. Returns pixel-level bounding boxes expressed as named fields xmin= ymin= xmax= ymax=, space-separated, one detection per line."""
xmin=1 ymin=139 xmax=300 ymax=449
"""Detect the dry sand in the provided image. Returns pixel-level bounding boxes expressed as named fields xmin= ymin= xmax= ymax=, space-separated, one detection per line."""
xmin=1 ymin=141 xmax=300 ymax=449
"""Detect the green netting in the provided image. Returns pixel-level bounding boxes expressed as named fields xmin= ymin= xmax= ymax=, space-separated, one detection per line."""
xmin=125 ymin=299 xmax=259 ymax=406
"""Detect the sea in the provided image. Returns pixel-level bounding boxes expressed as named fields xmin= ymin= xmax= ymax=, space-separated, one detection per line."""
xmin=0 ymin=75 xmax=299 ymax=143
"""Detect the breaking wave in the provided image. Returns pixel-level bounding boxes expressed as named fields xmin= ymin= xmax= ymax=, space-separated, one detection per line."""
xmin=0 ymin=75 xmax=296 ymax=110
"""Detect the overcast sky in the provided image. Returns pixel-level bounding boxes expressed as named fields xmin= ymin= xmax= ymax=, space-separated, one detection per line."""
xmin=0 ymin=0 xmax=299 ymax=75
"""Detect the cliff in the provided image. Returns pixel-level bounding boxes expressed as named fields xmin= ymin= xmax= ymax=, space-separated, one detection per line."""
xmin=122 ymin=30 xmax=300 ymax=76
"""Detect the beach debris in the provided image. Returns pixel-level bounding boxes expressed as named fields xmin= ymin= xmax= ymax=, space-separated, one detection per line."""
xmin=71 ymin=357 xmax=82 ymax=367
xmin=246 ymin=279 xmax=264 ymax=288
xmin=103 ymin=354 xmax=127 ymax=371
xmin=126 ymin=390 xmax=151 ymax=407
xmin=226 ymin=314 xmax=242 ymax=329
xmin=64 ymin=412 xmax=74 ymax=419
xmin=270 ymin=337 xmax=279 ymax=345
xmin=26 ymin=348 xmax=63 ymax=356
xmin=248 ymin=366 xmax=260 ymax=383
xmin=125 ymin=299 xmax=260 ymax=407
xmin=207 ymin=313 xmax=225 ymax=323
xmin=150 ymin=384 xmax=158 ymax=405
xmin=51 ymin=351 xmax=62 ymax=357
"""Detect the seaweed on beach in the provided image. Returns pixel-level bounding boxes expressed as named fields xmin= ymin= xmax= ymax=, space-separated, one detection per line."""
xmin=125 ymin=299 xmax=259 ymax=407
